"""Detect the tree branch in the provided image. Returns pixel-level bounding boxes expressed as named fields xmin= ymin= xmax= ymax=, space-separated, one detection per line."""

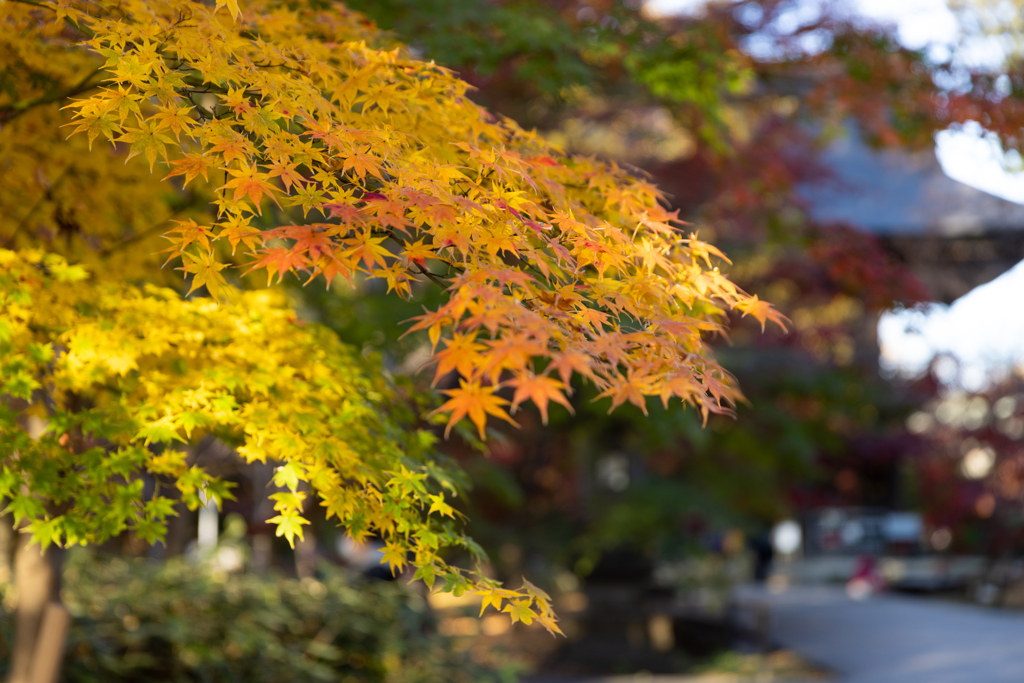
xmin=3 ymin=168 xmax=71 ymax=248
xmin=0 ymin=66 xmax=105 ymax=123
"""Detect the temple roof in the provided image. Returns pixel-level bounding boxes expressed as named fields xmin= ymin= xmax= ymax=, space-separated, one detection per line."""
xmin=799 ymin=132 xmax=1024 ymax=236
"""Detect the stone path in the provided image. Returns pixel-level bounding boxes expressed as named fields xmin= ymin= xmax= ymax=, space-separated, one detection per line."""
xmin=734 ymin=584 xmax=1024 ymax=682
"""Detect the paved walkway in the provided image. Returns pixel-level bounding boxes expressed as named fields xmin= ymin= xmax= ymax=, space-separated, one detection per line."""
xmin=734 ymin=585 xmax=1024 ymax=682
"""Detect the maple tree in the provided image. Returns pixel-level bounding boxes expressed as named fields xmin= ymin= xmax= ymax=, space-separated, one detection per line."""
xmin=0 ymin=0 xmax=787 ymax=656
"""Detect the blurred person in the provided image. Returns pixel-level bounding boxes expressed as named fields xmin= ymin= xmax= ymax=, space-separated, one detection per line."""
xmin=847 ymin=554 xmax=885 ymax=600
xmin=750 ymin=528 xmax=775 ymax=583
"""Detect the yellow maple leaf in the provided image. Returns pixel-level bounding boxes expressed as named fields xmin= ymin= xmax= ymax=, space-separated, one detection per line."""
xmin=179 ymin=251 xmax=227 ymax=299
xmin=216 ymin=0 xmax=241 ymax=21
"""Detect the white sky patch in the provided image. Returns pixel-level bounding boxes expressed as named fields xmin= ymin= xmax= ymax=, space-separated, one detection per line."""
xmin=936 ymin=121 xmax=1024 ymax=203
xmin=879 ymin=261 xmax=1024 ymax=391
xmin=852 ymin=0 xmax=959 ymax=49
xmin=646 ymin=0 xmax=960 ymax=43
xmin=644 ymin=0 xmax=711 ymax=17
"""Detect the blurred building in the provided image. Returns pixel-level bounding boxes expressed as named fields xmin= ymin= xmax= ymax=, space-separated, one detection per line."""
xmin=800 ymin=130 xmax=1024 ymax=303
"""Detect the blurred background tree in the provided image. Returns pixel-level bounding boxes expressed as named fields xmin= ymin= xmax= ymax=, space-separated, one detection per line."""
xmin=301 ymin=1 xmax=1024 ymax=671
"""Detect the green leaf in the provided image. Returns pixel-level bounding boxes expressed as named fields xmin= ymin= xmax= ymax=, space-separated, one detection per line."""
xmin=268 ymin=511 xmax=309 ymax=547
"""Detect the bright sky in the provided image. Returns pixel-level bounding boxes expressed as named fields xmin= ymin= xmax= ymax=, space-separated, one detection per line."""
xmin=852 ymin=0 xmax=1024 ymax=389
xmin=879 ymin=262 xmax=1024 ymax=391
xmin=649 ymin=0 xmax=1024 ymax=389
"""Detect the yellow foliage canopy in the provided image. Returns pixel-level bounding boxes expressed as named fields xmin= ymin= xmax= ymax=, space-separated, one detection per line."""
xmin=0 ymin=249 xmax=559 ymax=629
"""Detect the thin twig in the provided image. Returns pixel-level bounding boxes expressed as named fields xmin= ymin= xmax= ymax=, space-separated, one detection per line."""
xmin=413 ymin=262 xmax=449 ymax=289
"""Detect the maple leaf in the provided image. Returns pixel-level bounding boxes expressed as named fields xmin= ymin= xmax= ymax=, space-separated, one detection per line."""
xmin=737 ymin=294 xmax=789 ymax=332
xmin=217 ymin=215 xmax=262 ymax=254
xmin=598 ymin=372 xmax=651 ymax=414
xmin=324 ymin=201 xmax=363 ymax=224
xmin=116 ymin=121 xmax=174 ymax=171
xmin=179 ymin=251 xmax=228 ymax=299
xmin=536 ymin=611 xmax=565 ymax=636
xmin=216 ymin=0 xmax=242 ymax=20
xmin=431 ymin=380 xmax=518 ymax=439
xmin=267 ymin=159 xmax=305 ymax=193
xmin=110 ymin=55 xmax=155 ymax=88
xmin=380 ymin=540 xmax=408 ymax=573
xmin=221 ymin=165 xmax=281 ymax=214
xmin=479 ymin=589 xmax=504 ymax=616
xmin=151 ymin=104 xmax=195 ymax=140
xmin=220 ymin=87 xmax=253 ymax=117
xmin=268 ymin=511 xmax=308 ymax=547
xmin=433 ymin=332 xmax=486 ymax=382
xmin=342 ymin=233 xmax=391 ymax=270
xmin=208 ymin=136 xmax=255 ymax=166
xmin=100 ymin=84 xmax=143 ymax=123
xmin=163 ymin=154 xmax=212 ymax=187
xmin=427 ymin=493 xmax=455 ymax=518
xmin=244 ymin=247 xmax=311 ymax=285
xmin=318 ymin=257 xmax=352 ymax=288
xmin=343 ymin=150 xmax=383 ymax=180
xmin=547 ymin=352 xmax=596 ymax=386
xmin=509 ymin=374 xmax=574 ymax=425
xmin=503 ymin=600 xmax=537 ymax=625
xmin=62 ymin=108 xmax=120 ymax=149
xmin=402 ymin=238 xmax=435 ymax=267
xmin=161 ymin=219 xmax=213 ymax=265
xmin=281 ymin=224 xmax=334 ymax=258
xmin=480 ymin=335 xmax=547 ymax=383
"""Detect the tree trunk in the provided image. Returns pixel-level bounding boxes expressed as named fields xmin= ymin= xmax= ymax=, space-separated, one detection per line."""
xmin=7 ymin=535 xmax=69 ymax=683
xmin=0 ymin=509 xmax=12 ymax=585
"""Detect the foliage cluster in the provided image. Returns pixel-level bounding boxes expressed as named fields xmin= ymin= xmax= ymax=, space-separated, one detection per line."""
xmin=0 ymin=550 xmax=505 ymax=683
xmin=0 ymin=248 xmax=546 ymax=626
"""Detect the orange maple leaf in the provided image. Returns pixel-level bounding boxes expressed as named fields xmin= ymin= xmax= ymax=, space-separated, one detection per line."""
xmin=220 ymin=165 xmax=281 ymax=214
xmin=597 ymin=372 xmax=651 ymax=415
xmin=341 ymin=233 xmax=391 ymax=270
xmin=433 ymin=332 xmax=486 ymax=383
xmin=244 ymin=247 xmax=311 ymax=285
xmin=402 ymin=238 xmax=435 ymax=267
xmin=431 ymin=380 xmax=518 ymax=439
xmin=509 ymin=374 xmax=574 ymax=425
xmin=736 ymin=294 xmax=789 ymax=332
xmin=546 ymin=351 xmax=595 ymax=386
xmin=267 ymin=159 xmax=305 ymax=193
xmin=208 ymin=136 xmax=254 ymax=166
xmin=343 ymin=150 xmax=382 ymax=180
xmin=161 ymin=219 xmax=212 ymax=265
xmin=163 ymin=154 xmax=211 ymax=187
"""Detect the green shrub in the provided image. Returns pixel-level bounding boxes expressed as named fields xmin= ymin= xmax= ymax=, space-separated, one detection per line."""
xmin=0 ymin=550 xmax=508 ymax=683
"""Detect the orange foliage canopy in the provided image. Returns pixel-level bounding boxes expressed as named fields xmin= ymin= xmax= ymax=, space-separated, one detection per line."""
xmin=53 ymin=0 xmax=783 ymax=438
